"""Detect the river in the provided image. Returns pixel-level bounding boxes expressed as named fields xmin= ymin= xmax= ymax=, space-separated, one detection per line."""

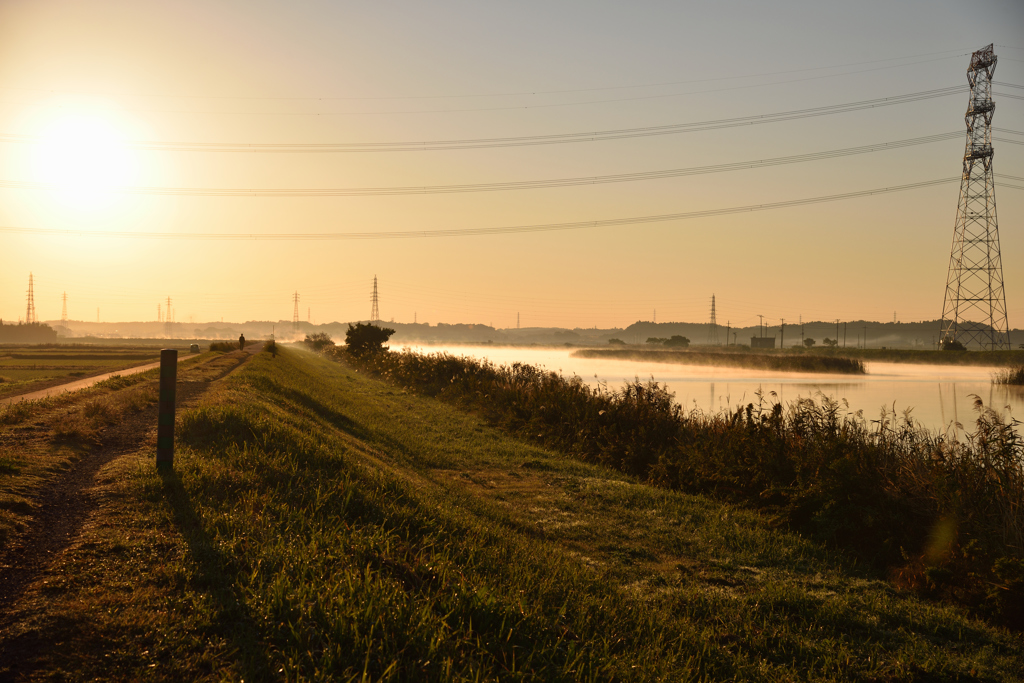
xmin=401 ymin=344 xmax=1023 ymax=435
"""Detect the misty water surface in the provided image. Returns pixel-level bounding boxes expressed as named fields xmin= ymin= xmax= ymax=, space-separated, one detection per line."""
xmin=403 ymin=345 xmax=1023 ymax=435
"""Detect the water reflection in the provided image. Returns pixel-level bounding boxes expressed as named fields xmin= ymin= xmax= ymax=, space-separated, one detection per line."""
xmin=403 ymin=345 xmax=1022 ymax=435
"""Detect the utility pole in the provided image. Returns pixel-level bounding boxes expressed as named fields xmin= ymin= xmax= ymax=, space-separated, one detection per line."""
xmin=757 ymin=314 xmax=764 ymax=338
xmin=780 ymin=318 xmax=785 ymax=349
xmin=863 ymin=325 xmax=868 ymax=349
xmin=725 ymin=320 xmax=730 ymax=346
xmin=836 ymin=319 xmax=840 ymax=346
xmin=844 ymin=322 xmax=847 ymax=347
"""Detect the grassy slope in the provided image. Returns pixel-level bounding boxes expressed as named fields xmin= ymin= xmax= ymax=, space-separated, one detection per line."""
xmin=2 ymin=347 xmax=1022 ymax=681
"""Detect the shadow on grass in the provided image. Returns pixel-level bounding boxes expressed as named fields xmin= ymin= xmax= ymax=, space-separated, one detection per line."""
xmin=160 ymin=469 xmax=273 ymax=680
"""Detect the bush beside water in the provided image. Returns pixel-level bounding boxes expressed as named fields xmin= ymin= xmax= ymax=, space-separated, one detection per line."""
xmin=349 ymin=349 xmax=1024 ymax=628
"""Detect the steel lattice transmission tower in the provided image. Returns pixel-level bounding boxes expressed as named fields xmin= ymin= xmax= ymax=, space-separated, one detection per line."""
xmin=26 ymin=273 xmax=36 ymax=324
xmin=370 ymin=276 xmax=380 ymax=324
xmin=940 ymin=44 xmax=1009 ymax=350
xmin=292 ymin=292 xmax=300 ymax=331
xmin=61 ymin=292 xmax=68 ymax=328
xmin=707 ymin=294 xmax=719 ymax=345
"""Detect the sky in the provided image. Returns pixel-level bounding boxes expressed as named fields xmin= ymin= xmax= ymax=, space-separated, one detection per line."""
xmin=0 ymin=0 xmax=1022 ymax=330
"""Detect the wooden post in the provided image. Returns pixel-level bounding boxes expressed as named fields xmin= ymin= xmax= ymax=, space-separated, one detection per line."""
xmin=156 ymin=349 xmax=177 ymax=471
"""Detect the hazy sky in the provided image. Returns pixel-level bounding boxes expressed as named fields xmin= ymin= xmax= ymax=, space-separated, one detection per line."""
xmin=1 ymin=0 xmax=1022 ymax=329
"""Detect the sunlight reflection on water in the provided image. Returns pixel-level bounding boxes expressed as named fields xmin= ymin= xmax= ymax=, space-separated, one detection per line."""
xmin=403 ymin=345 xmax=1023 ymax=435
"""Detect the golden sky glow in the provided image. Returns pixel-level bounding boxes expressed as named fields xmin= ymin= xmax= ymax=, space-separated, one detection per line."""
xmin=0 ymin=1 xmax=1022 ymax=329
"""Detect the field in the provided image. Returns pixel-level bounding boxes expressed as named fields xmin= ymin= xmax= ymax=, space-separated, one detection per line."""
xmin=1 ymin=345 xmax=1022 ymax=680
xmin=0 ymin=344 xmax=194 ymax=399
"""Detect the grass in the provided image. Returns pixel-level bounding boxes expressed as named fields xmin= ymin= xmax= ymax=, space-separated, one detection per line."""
xmin=994 ymin=366 xmax=1024 ymax=386
xmin=574 ymin=347 xmax=866 ymax=373
xmin=0 ymin=349 xmax=220 ymax=550
xmin=349 ymin=348 xmax=1024 ymax=630
xmin=0 ymin=344 xmax=190 ymax=399
xmin=2 ymin=346 xmax=1023 ymax=680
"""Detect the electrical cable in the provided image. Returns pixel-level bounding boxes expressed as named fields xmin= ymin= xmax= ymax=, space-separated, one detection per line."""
xmin=0 ymin=49 xmax=972 ymax=101
xmin=0 ymin=86 xmax=969 ymax=152
xmin=0 ymin=131 xmax=969 ymax=197
xmin=0 ymin=56 xmax=972 ymax=116
xmin=0 ymin=177 xmax=961 ymax=241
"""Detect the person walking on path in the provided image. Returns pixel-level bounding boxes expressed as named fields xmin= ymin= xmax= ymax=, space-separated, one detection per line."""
xmin=238 ymin=333 xmax=246 ymax=350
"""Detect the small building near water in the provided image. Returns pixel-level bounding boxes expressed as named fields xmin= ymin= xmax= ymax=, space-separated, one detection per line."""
xmin=750 ymin=336 xmax=776 ymax=349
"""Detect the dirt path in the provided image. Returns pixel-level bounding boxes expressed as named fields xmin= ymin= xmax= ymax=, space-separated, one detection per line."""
xmin=0 ymin=344 xmax=262 ymax=618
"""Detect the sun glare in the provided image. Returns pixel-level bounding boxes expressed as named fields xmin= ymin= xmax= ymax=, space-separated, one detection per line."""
xmin=31 ymin=112 xmax=136 ymax=210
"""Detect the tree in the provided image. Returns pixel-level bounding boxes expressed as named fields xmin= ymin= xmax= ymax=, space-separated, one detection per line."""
xmin=941 ymin=338 xmax=967 ymax=351
xmin=803 ymin=338 xmax=816 ymax=348
xmin=345 ymin=322 xmax=395 ymax=355
xmin=607 ymin=338 xmax=626 ymax=345
xmin=822 ymin=337 xmax=839 ymax=347
xmin=663 ymin=335 xmax=690 ymax=348
xmin=304 ymin=332 xmax=335 ymax=353
xmin=646 ymin=337 xmax=668 ymax=345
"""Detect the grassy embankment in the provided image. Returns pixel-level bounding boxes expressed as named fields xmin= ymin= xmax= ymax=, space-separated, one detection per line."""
xmin=2 ymin=345 xmax=1022 ymax=680
xmin=573 ymin=348 xmax=866 ymax=373
xmin=352 ymin=349 xmax=1024 ymax=629
xmin=0 ymin=345 xmax=184 ymax=399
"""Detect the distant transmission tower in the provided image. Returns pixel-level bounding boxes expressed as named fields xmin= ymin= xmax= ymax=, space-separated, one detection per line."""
xmin=61 ymin=292 xmax=68 ymax=328
xmin=707 ymin=294 xmax=720 ymax=345
xmin=25 ymin=273 xmax=36 ymax=324
xmin=370 ymin=276 xmax=380 ymax=324
xmin=940 ymin=44 xmax=1009 ymax=350
xmin=165 ymin=296 xmax=173 ymax=336
xmin=292 ymin=292 xmax=300 ymax=331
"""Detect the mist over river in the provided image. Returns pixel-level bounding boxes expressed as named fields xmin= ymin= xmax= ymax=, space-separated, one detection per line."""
xmin=403 ymin=345 xmax=1023 ymax=435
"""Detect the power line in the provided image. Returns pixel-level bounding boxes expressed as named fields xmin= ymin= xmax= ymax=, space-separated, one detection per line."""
xmin=0 ymin=177 xmax=961 ymax=241
xmin=0 ymin=56 xmax=973 ymax=117
xmin=0 ymin=49 xmax=972 ymax=101
xmin=0 ymin=86 xmax=969 ymax=152
xmin=0 ymin=131 xmax=973 ymax=197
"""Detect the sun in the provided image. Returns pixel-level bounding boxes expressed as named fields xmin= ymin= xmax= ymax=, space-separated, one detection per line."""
xmin=31 ymin=111 xmax=136 ymax=210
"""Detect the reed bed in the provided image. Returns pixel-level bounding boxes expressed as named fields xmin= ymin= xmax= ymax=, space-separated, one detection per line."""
xmin=348 ymin=348 xmax=1024 ymax=627
xmin=574 ymin=348 xmax=866 ymax=373
xmin=994 ymin=365 xmax=1024 ymax=385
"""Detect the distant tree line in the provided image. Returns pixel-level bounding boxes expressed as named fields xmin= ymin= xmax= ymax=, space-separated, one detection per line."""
xmin=0 ymin=322 xmax=57 ymax=344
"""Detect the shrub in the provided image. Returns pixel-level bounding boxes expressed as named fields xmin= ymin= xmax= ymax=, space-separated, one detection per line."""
xmin=663 ymin=335 xmax=690 ymax=348
xmin=303 ymin=332 xmax=335 ymax=354
xmin=344 ymin=323 xmax=395 ymax=356
xmin=209 ymin=341 xmax=236 ymax=352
